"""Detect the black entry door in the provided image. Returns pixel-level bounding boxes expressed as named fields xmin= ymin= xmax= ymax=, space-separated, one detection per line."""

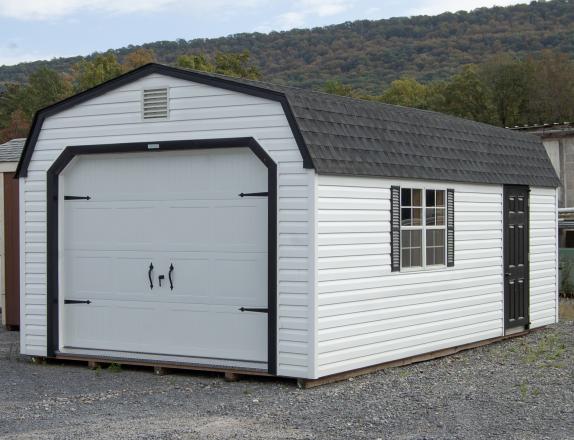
xmin=503 ymin=185 xmax=530 ymax=329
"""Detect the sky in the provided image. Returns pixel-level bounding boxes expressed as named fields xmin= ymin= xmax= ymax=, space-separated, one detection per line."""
xmin=0 ymin=0 xmax=525 ymax=66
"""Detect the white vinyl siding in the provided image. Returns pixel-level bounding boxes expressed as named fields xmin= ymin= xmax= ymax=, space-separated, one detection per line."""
xmin=20 ymin=73 xmax=315 ymax=378
xmin=529 ymin=186 xmax=559 ymax=328
xmin=315 ymin=175 xmax=504 ymax=377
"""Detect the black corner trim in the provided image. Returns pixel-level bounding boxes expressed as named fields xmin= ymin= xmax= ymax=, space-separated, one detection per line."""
xmin=46 ymin=137 xmax=278 ymax=376
xmin=390 ymin=185 xmax=401 ymax=272
xmin=16 ymin=63 xmax=314 ymax=178
xmin=447 ymin=188 xmax=455 ymax=267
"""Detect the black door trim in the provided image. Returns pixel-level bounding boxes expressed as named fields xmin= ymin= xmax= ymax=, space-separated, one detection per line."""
xmin=503 ymin=184 xmax=530 ymax=330
xmin=46 ymin=137 xmax=278 ymax=376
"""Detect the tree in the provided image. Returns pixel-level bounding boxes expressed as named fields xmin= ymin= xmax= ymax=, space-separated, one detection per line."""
xmin=323 ymin=80 xmax=357 ymax=97
xmin=377 ymin=78 xmax=430 ymax=109
xmin=176 ymin=53 xmax=214 ymax=72
xmin=479 ymin=54 xmax=530 ymax=127
xmin=439 ymin=65 xmax=495 ymax=123
xmin=524 ymin=50 xmax=574 ymax=124
xmin=0 ymin=109 xmax=30 ymax=143
xmin=213 ymin=51 xmax=261 ymax=79
xmin=122 ymin=48 xmax=157 ymax=72
xmin=73 ymin=51 xmax=123 ymax=92
xmin=177 ymin=51 xmax=261 ymax=79
xmin=0 ymin=67 xmax=72 ymax=142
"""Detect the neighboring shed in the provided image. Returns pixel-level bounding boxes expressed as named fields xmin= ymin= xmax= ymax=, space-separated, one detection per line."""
xmin=15 ymin=64 xmax=559 ymax=381
xmin=512 ymin=123 xmax=574 ymax=248
xmin=0 ymin=138 xmax=24 ymax=329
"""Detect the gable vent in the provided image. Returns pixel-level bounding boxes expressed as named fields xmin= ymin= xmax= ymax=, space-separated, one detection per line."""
xmin=143 ymin=88 xmax=169 ymax=120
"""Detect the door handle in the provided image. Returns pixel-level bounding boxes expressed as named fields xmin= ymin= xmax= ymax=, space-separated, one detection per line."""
xmin=505 ymin=272 xmax=511 ymax=277
xmin=148 ymin=263 xmax=154 ymax=289
xmin=169 ymin=264 xmax=174 ymax=290
xmin=239 ymin=307 xmax=268 ymax=313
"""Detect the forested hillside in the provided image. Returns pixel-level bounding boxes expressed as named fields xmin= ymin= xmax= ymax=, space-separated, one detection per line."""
xmin=1 ymin=0 xmax=573 ymax=92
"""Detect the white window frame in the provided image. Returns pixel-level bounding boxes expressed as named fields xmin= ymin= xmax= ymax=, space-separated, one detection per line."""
xmin=400 ymin=187 xmax=447 ymax=270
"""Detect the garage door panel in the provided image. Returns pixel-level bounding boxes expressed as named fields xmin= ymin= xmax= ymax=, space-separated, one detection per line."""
xmin=213 ymin=203 xmax=268 ymax=247
xmin=64 ymin=302 xmax=268 ymax=362
xmin=64 ymin=255 xmax=115 ymax=296
xmin=211 ymin=256 xmax=268 ymax=305
xmin=60 ymin=147 xmax=270 ymax=366
xmin=65 ymin=204 xmax=155 ymax=248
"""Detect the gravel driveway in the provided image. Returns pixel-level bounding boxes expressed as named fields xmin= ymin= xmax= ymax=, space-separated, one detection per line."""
xmin=0 ymin=306 xmax=572 ymax=440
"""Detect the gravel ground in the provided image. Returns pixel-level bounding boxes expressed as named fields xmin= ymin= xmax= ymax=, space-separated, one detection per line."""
xmin=0 ymin=305 xmax=573 ymax=440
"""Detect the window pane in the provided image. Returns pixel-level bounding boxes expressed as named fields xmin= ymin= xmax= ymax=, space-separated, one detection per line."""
xmin=436 ymin=229 xmax=445 ymax=246
xmin=412 ymin=208 xmax=422 ymax=226
xmin=426 ymin=230 xmax=445 ymax=266
xmin=426 ymin=229 xmax=435 ymax=247
xmin=402 ymin=248 xmax=411 ymax=268
xmin=412 ymin=229 xmax=422 ymax=247
xmin=426 ymin=208 xmax=436 ymax=226
xmin=401 ymin=188 xmax=411 ymax=206
xmin=436 ymin=190 xmax=445 ymax=207
xmin=401 ymin=230 xmax=411 ymax=247
xmin=426 ymin=246 xmax=435 ymax=266
xmin=436 ymin=208 xmax=445 ymax=226
xmin=434 ymin=247 xmax=445 ymax=265
xmin=412 ymin=189 xmax=422 ymax=207
xmin=411 ymin=247 xmax=422 ymax=267
xmin=426 ymin=189 xmax=435 ymax=207
xmin=401 ymin=208 xmax=412 ymax=226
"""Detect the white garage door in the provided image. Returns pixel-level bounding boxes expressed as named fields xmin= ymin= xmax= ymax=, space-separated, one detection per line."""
xmin=59 ymin=147 xmax=269 ymax=369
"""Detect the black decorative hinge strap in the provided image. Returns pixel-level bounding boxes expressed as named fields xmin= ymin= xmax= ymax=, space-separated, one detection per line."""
xmin=239 ymin=192 xmax=268 ymax=198
xmin=64 ymin=300 xmax=92 ymax=304
xmin=64 ymin=195 xmax=91 ymax=200
xmin=239 ymin=307 xmax=268 ymax=313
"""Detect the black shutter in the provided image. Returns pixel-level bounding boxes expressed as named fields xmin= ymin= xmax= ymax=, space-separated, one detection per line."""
xmin=447 ymin=188 xmax=455 ymax=267
xmin=391 ymin=186 xmax=401 ymax=272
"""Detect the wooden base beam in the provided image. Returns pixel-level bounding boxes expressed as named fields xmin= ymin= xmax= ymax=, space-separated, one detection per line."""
xmin=224 ymin=372 xmax=240 ymax=382
xmin=87 ymin=360 xmax=101 ymax=370
xmin=154 ymin=366 xmax=169 ymax=376
xmin=53 ymin=353 xmax=271 ymax=379
xmin=299 ymin=329 xmax=530 ymax=389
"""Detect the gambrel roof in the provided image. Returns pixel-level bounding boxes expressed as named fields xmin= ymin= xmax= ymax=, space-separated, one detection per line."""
xmin=16 ymin=64 xmax=560 ymax=187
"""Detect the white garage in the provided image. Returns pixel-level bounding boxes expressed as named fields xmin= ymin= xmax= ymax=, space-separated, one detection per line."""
xmin=16 ymin=64 xmax=559 ymax=381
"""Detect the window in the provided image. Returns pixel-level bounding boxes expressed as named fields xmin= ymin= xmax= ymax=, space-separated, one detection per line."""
xmin=400 ymin=188 xmax=446 ymax=269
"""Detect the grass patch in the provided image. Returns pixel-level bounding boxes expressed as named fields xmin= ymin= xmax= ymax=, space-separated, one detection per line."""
xmin=518 ymin=381 xmax=541 ymax=400
xmin=107 ymin=363 xmax=122 ymax=373
xmin=519 ymin=382 xmax=528 ymax=400
xmin=522 ymin=333 xmax=565 ymax=366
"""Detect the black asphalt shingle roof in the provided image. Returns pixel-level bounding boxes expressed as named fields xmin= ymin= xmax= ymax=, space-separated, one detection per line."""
xmin=193 ymin=70 xmax=559 ymax=187
xmin=16 ymin=64 xmax=559 ymax=187
xmin=0 ymin=138 xmax=25 ymax=163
